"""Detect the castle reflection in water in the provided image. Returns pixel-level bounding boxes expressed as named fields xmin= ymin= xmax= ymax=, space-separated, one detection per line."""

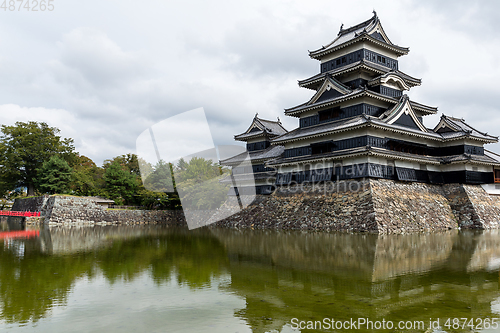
xmin=1 ymin=225 xmax=500 ymax=332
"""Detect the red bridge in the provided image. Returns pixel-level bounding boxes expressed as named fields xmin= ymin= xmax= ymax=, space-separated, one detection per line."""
xmin=0 ymin=230 xmax=40 ymax=239
xmin=0 ymin=211 xmax=41 ymax=217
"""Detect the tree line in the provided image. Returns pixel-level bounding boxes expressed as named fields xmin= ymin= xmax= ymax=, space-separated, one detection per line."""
xmin=0 ymin=121 xmax=227 ymax=210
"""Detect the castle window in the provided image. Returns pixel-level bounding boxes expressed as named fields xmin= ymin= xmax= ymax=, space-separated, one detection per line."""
xmin=377 ymin=55 xmax=381 ymax=62
xmin=336 ymin=59 xmax=341 ymax=66
xmin=319 ymin=108 xmax=341 ymax=122
xmin=311 ymin=141 xmax=334 ymax=155
xmin=341 ymin=57 xmax=346 ymax=64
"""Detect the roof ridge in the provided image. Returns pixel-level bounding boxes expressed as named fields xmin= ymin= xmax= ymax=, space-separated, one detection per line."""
xmin=443 ymin=115 xmax=464 ymax=122
xmin=326 ymin=74 xmax=352 ymax=91
xmin=338 ymin=12 xmax=377 ymax=36
xmin=459 ymin=119 xmax=496 ymax=138
xmin=257 ymin=117 xmax=280 ymax=125
xmin=485 ymin=149 xmax=500 ymax=158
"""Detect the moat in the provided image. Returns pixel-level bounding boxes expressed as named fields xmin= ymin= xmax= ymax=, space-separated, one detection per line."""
xmin=1 ymin=225 xmax=500 ymax=332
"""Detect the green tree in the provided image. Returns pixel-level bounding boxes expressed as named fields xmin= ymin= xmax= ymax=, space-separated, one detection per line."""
xmin=103 ymin=161 xmax=138 ymax=205
xmin=0 ymin=121 xmax=75 ymax=196
xmin=71 ymin=155 xmax=105 ymax=196
xmin=174 ymin=157 xmax=224 ymax=184
xmin=173 ymin=157 xmax=230 ymax=210
xmin=103 ymin=154 xmax=141 ymax=176
xmin=143 ymin=160 xmax=174 ymax=192
xmin=36 ymin=156 xmax=73 ymax=194
xmin=140 ymin=160 xmax=180 ymax=209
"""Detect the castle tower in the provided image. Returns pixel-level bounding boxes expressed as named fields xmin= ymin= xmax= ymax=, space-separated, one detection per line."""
xmin=221 ymin=115 xmax=287 ymax=195
xmin=268 ymin=12 xmax=500 ymax=185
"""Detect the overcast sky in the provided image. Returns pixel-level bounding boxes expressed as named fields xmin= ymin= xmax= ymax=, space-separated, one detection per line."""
xmin=1 ymin=0 xmax=499 ymax=165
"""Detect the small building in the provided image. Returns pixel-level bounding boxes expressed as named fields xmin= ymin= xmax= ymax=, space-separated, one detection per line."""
xmin=86 ymin=197 xmax=115 ymax=209
xmin=481 ymin=150 xmax=500 ymax=195
xmin=220 ymin=115 xmax=287 ymax=195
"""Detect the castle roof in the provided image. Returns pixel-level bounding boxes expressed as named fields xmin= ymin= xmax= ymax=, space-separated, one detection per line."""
xmin=234 ymin=116 xmax=288 ymax=141
xmin=268 ymin=145 xmax=441 ymax=167
xmin=298 ymin=60 xmax=421 ymax=90
xmin=272 ymin=110 xmax=497 ymax=145
xmin=308 ymin=12 xmax=409 ymax=60
xmin=442 ymin=153 xmax=500 ymax=166
xmin=268 ymin=144 xmax=500 ymax=167
xmin=285 ymin=87 xmax=395 ymax=116
xmin=433 ymin=115 xmax=498 ymax=142
xmin=220 ymin=145 xmax=285 ymax=166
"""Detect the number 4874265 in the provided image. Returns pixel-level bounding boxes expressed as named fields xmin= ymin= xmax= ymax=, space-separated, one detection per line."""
xmin=0 ymin=0 xmax=54 ymax=11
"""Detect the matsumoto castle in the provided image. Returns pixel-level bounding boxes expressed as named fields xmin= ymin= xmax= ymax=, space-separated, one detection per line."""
xmin=221 ymin=12 xmax=500 ymax=195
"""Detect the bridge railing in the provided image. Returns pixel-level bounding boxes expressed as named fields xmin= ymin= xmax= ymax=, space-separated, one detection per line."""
xmin=0 ymin=211 xmax=41 ymax=217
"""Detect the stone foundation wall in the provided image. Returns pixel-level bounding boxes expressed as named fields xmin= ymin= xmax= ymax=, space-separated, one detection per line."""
xmin=213 ymin=179 xmax=500 ymax=233
xmin=212 ymin=180 xmax=378 ymax=232
xmin=11 ymin=195 xmax=49 ymax=212
xmin=13 ymin=195 xmax=185 ymax=227
xmin=11 ymin=180 xmax=500 ymax=233
xmin=370 ymin=180 xmax=457 ymax=233
xmin=448 ymin=184 xmax=500 ymax=229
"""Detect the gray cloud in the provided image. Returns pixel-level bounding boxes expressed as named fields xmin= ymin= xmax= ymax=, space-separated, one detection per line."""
xmin=0 ymin=0 xmax=499 ymax=163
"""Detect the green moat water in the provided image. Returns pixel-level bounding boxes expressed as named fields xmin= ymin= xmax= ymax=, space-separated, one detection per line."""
xmin=1 ymin=225 xmax=500 ymax=332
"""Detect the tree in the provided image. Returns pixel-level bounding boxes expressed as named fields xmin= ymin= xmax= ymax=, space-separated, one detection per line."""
xmin=0 ymin=122 xmax=75 ymax=196
xmin=36 ymin=156 xmax=73 ymax=195
xmin=173 ymin=157 xmax=224 ymax=184
xmin=103 ymin=160 xmax=138 ymax=205
xmin=140 ymin=160 xmax=181 ymax=209
xmin=103 ymin=154 xmax=141 ymax=176
xmin=71 ymin=155 xmax=105 ymax=196
xmin=173 ymin=157 xmax=230 ymax=210
xmin=143 ymin=160 xmax=174 ymax=193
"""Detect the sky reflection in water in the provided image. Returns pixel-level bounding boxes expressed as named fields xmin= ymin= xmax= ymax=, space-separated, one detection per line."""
xmin=1 ymin=225 xmax=500 ymax=332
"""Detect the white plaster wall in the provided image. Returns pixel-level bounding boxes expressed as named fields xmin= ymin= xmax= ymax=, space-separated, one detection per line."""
xmin=481 ymin=183 xmax=500 ymax=196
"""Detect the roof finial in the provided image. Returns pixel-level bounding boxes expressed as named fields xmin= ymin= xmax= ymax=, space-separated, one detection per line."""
xmin=255 ymin=112 xmax=258 ymax=118
xmin=340 ymin=23 xmax=343 ymax=31
xmin=373 ymin=9 xmax=377 ymax=18
xmin=277 ymin=116 xmax=281 ymax=124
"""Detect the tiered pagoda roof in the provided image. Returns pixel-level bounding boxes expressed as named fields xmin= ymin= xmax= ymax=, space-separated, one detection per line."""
xmin=434 ymin=115 xmax=498 ymax=141
xmin=285 ymin=89 xmax=437 ymax=117
xmin=272 ymin=111 xmax=497 ymax=146
xmin=219 ymin=145 xmax=285 ymax=167
xmin=308 ymin=11 xmax=409 ymax=60
xmin=298 ymin=61 xmax=421 ymax=90
xmin=234 ymin=115 xmax=287 ymax=141
xmin=223 ymin=12 xmax=500 ymax=191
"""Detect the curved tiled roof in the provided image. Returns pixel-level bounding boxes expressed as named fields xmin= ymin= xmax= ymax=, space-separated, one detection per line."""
xmin=234 ymin=116 xmax=288 ymax=141
xmin=434 ymin=115 xmax=498 ymax=142
xmin=272 ymin=110 xmax=497 ymax=145
xmin=220 ymin=145 xmax=285 ymax=166
xmin=298 ymin=61 xmax=421 ymax=90
xmin=285 ymin=87 xmax=398 ymax=116
xmin=268 ymin=145 xmax=443 ymax=167
xmin=443 ymin=154 xmax=500 ymax=166
xmin=308 ymin=12 xmax=409 ymax=60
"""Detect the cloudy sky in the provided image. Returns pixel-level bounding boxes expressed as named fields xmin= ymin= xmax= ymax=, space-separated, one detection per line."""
xmin=1 ymin=0 xmax=499 ymax=165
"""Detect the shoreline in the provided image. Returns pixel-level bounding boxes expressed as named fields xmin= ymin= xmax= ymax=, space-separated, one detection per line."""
xmin=11 ymin=179 xmax=500 ymax=233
